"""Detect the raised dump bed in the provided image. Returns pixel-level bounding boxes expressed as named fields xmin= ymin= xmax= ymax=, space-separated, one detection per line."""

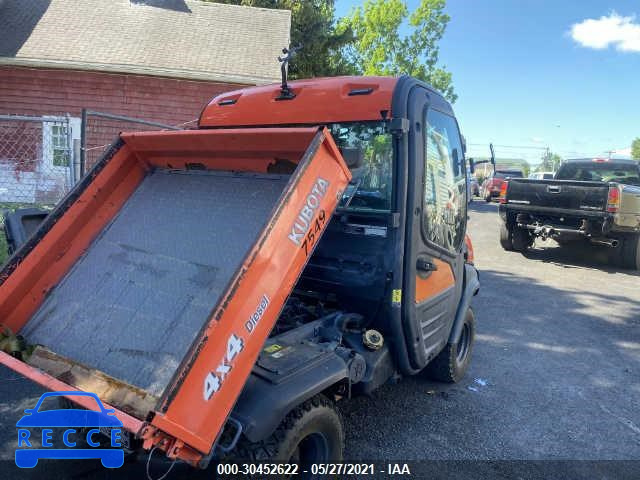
xmin=23 ymin=169 xmax=290 ymax=398
xmin=0 ymin=126 xmax=350 ymax=464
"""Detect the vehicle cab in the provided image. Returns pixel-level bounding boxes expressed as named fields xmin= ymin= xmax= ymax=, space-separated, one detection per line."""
xmin=200 ymin=76 xmax=479 ymax=378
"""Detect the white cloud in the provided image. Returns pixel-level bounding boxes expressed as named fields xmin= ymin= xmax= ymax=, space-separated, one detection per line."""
xmin=530 ymin=136 xmax=544 ymax=144
xmin=570 ymin=12 xmax=640 ymax=52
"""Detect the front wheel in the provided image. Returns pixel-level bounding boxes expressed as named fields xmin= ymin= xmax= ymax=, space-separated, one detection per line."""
xmin=425 ymin=308 xmax=475 ymax=383
xmin=232 ymin=395 xmax=343 ymax=478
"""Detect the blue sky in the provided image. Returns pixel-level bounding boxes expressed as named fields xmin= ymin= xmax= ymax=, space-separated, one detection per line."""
xmin=335 ymin=0 xmax=640 ymax=164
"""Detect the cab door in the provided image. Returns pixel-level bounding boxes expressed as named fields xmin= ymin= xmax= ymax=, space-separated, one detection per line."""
xmin=402 ymin=88 xmax=467 ymax=370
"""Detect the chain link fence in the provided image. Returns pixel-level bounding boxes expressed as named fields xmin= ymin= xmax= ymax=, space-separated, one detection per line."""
xmin=0 ymin=111 xmax=185 ymax=263
xmin=0 ymin=115 xmax=77 ymax=205
xmin=0 ymin=114 xmax=79 ymax=263
xmin=81 ymin=110 xmax=183 ymax=174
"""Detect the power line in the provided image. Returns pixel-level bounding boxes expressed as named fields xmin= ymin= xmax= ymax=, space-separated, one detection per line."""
xmin=467 ymin=143 xmax=548 ymax=150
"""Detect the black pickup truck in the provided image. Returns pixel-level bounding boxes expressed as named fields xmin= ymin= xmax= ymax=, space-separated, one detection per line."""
xmin=498 ymin=158 xmax=640 ymax=269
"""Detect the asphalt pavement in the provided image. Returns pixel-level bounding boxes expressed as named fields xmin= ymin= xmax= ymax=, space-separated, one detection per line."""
xmin=0 ymin=200 xmax=638 ymax=479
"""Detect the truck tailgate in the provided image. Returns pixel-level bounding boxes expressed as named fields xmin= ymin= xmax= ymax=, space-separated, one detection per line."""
xmin=507 ymin=178 xmax=609 ymax=212
xmin=0 ymin=126 xmax=350 ymax=464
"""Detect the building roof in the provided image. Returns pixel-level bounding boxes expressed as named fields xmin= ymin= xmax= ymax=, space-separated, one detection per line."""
xmin=0 ymin=0 xmax=291 ymax=85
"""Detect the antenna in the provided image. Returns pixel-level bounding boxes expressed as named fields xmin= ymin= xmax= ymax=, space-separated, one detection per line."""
xmin=277 ymin=46 xmax=300 ymax=100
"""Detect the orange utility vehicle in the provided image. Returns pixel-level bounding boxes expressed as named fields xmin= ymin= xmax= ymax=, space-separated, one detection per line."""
xmin=0 ymin=75 xmax=479 ymax=470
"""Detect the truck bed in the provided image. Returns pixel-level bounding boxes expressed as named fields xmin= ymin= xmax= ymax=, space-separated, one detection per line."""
xmin=0 ymin=126 xmax=350 ymax=463
xmin=22 ymin=169 xmax=289 ymax=397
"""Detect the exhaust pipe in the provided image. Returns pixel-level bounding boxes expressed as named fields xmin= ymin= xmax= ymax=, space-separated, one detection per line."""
xmin=590 ymin=238 xmax=619 ymax=248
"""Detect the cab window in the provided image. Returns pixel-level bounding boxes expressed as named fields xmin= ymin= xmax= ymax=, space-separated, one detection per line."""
xmin=423 ymin=109 xmax=466 ymax=253
xmin=329 ymin=122 xmax=393 ymax=211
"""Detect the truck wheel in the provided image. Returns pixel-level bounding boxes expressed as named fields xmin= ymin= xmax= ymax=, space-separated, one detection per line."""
xmin=511 ymin=227 xmax=532 ymax=252
xmin=617 ymin=233 xmax=640 ymax=270
xmin=426 ymin=308 xmax=475 ymax=383
xmin=233 ymin=395 xmax=343 ymax=473
xmin=499 ymin=223 xmax=514 ymax=250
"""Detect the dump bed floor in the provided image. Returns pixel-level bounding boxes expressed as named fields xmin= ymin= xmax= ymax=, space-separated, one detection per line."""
xmin=22 ymin=169 xmax=288 ymax=396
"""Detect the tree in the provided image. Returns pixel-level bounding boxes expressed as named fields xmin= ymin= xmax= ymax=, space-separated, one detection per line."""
xmin=539 ymin=150 xmax=562 ymax=172
xmin=632 ymin=137 xmax=640 ymax=160
xmin=337 ymin=0 xmax=456 ymax=102
xmin=212 ymin=1 xmax=353 ymax=78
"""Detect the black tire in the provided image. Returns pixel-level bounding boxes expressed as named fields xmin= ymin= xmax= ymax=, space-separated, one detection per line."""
xmin=511 ymin=226 xmax=532 ymax=252
xmin=232 ymin=395 xmax=343 ymax=477
xmin=615 ymin=233 xmax=640 ymax=270
xmin=499 ymin=223 xmax=514 ymax=250
xmin=426 ymin=308 xmax=475 ymax=383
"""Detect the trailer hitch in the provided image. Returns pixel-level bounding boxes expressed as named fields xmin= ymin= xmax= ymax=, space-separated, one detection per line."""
xmin=140 ymin=424 xmax=203 ymax=467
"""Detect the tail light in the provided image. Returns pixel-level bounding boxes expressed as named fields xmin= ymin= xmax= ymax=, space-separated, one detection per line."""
xmin=464 ymin=234 xmax=475 ymax=264
xmin=607 ymin=185 xmax=620 ymax=212
xmin=499 ymin=181 xmax=508 ymax=204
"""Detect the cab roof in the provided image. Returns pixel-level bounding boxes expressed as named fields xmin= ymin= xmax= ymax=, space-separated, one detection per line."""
xmin=199 ymin=76 xmax=398 ymax=127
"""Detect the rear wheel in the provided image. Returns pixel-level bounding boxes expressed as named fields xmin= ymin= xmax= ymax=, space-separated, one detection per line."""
xmin=426 ymin=308 xmax=475 ymax=383
xmin=615 ymin=233 xmax=640 ymax=270
xmin=499 ymin=223 xmax=514 ymax=250
xmin=511 ymin=226 xmax=533 ymax=252
xmin=232 ymin=395 xmax=343 ymax=478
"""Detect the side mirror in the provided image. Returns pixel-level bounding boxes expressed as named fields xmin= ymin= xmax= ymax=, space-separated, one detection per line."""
xmin=468 ymin=158 xmax=475 ymax=174
xmin=489 ymin=143 xmax=496 ymax=171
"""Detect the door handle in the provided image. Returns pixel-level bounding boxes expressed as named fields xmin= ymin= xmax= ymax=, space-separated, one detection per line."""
xmin=416 ymin=258 xmax=438 ymax=272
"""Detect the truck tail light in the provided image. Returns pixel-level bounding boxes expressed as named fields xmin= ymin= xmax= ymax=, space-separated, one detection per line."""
xmin=499 ymin=181 xmax=508 ymax=203
xmin=464 ymin=234 xmax=475 ymax=264
xmin=607 ymin=185 xmax=620 ymax=212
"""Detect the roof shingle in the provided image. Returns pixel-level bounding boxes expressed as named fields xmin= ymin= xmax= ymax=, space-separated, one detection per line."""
xmin=0 ymin=0 xmax=291 ymax=84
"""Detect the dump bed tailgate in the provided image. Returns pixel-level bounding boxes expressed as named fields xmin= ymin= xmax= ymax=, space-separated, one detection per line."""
xmin=507 ymin=178 xmax=609 ymax=212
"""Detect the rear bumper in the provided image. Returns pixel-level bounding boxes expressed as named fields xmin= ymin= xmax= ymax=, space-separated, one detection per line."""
xmin=499 ymin=203 xmax=610 ymax=220
xmin=498 ymin=204 xmax=620 ymax=238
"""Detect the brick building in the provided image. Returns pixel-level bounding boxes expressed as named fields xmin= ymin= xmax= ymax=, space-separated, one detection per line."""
xmin=0 ymin=0 xmax=290 ymax=203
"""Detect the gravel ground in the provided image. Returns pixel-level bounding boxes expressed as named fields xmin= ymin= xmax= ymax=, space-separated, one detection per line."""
xmin=0 ymin=200 xmax=638 ymax=479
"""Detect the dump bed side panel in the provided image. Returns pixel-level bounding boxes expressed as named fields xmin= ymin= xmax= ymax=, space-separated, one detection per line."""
xmin=146 ymin=130 xmax=350 ymax=456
